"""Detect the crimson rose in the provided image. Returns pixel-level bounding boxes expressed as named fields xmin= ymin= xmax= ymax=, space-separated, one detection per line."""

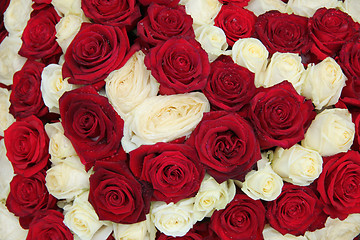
xmin=0 ymin=0 xmax=10 ymax=44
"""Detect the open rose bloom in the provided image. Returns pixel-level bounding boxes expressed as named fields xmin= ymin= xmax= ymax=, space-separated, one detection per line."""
xmin=1 ymin=0 xmax=360 ymax=239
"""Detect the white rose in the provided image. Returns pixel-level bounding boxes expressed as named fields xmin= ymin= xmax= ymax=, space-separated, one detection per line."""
xmin=255 ymin=52 xmax=305 ymax=93
xmin=263 ymin=224 xmax=307 ymax=240
xmin=0 ymin=88 xmax=15 ymax=136
xmin=231 ymin=38 xmax=269 ymax=74
xmin=105 ymin=51 xmax=159 ymax=119
xmin=342 ymin=0 xmax=360 ymax=23
xmin=41 ymin=64 xmax=75 ymax=114
xmin=194 ymin=25 xmax=230 ymax=62
xmin=4 ymin=0 xmax=32 ymax=37
xmin=193 ymin=174 xmax=236 ymax=221
xmin=122 ymin=92 xmax=210 ymax=152
xmin=0 ymin=36 xmax=27 ymax=85
xmin=184 ymin=0 xmax=222 ymax=25
xmin=0 ymin=202 xmax=28 ymax=240
xmin=52 ymin=0 xmax=84 ymax=16
xmin=45 ymin=122 xmax=77 ymax=159
xmin=286 ymin=0 xmax=342 ymax=17
xmin=302 ymin=108 xmax=355 ymax=157
xmin=245 ymin=0 xmax=287 ymax=16
xmin=271 ymin=144 xmax=323 ymax=186
xmin=113 ymin=215 xmax=156 ymax=240
xmin=301 ymin=57 xmax=346 ymax=110
xmin=0 ymin=139 xmax=14 ymax=200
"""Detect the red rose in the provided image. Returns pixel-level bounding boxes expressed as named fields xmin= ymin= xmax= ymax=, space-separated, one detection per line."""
xmin=9 ymin=60 xmax=48 ymax=119
xmin=4 ymin=115 xmax=49 ymax=177
xmin=187 ymin=111 xmax=261 ymax=183
xmin=254 ymin=11 xmax=310 ymax=55
xmin=138 ymin=0 xmax=180 ymax=7
xmin=309 ymin=8 xmax=359 ymax=60
xmin=214 ymin=4 xmax=256 ymax=46
xmin=0 ymin=0 xmax=10 ymax=44
xmin=59 ymin=86 xmax=126 ymax=170
xmin=129 ymin=142 xmax=205 ymax=203
xmin=203 ymin=56 xmax=255 ymax=112
xmin=6 ymin=171 xmax=57 ymax=229
xmin=266 ymin=183 xmax=327 ymax=236
xmin=18 ymin=5 xmax=62 ymax=65
xmin=26 ymin=210 xmax=73 ymax=240
xmin=317 ymin=151 xmax=360 ymax=220
xmin=209 ymin=193 xmax=265 ymax=240
xmin=137 ymin=3 xmax=194 ymax=47
xmin=88 ymin=160 xmax=152 ymax=224
xmin=218 ymin=0 xmax=250 ymax=7
xmin=248 ymin=81 xmax=315 ymax=149
xmin=62 ymin=23 xmax=130 ymax=88
xmin=144 ymin=37 xmax=210 ymax=95
xmin=81 ymin=0 xmax=141 ymax=29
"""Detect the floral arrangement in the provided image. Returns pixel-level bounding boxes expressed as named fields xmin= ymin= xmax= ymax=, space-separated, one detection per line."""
xmin=1 ymin=0 xmax=360 ymax=239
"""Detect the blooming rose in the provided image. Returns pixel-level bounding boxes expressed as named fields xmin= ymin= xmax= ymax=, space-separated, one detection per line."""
xmin=262 ymin=224 xmax=308 ymax=240
xmin=3 ymin=0 xmax=32 ymax=37
xmin=248 ymin=81 xmax=315 ymax=149
xmin=0 ymin=88 xmax=15 ymax=135
xmin=231 ymin=37 xmax=269 ymax=74
xmin=0 ymin=139 xmax=14 ymax=200
xmin=187 ymin=111 xmax=261 ymax=183
xmin=0 ymin=202 xmax=28 ymax=240
xmin=113 ymin=215 xmax=156 ymax=240
xmin=121 ymin=92 xmax=210 ymax=152
xmin=342 ymin=0 xmax=360 ymax=23
xmin=245 ymin=0 xmax=286 ymax=16
xmin=183 ymin=0 xmax=222 ymax=25
xmin=286 ymin=0 xmax=342 ymax=17
xmin=144 ymin=37 xmax=210 ymax=95
xmin=209 ymin=193 xmax=266 ymax=240
xmin=254 ymin=11 xmax=310 ymax=55
xmin=302 ymin=108 xmax=355 ymax=156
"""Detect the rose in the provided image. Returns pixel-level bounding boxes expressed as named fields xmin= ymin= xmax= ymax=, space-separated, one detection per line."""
xmin=3 ymin=0 xmax=32 ymax=37
xmin=302 ymin=108 xmax=355 ymax=156
xmin=52 ymin=0 xmax=84 ymax=16
xmin=0 ymin=0 xmax=9 ymax=43
xmin=209 ymin=193 xmax=266 ymax=240
xmin=144 ymin=37 xmax=210 ymax=95
xmin=157 ymin=230 xmax=203 ymax=240
xmin=248 ymin=81 xmax=315 ymax=149
xmin=26 ymin=210 xmax=73 ymax=240
xmin=262 ymin=224 xmax=308 ymax=240
xmin=81 ymin=0 xmax=141 ymax=29
xmin=138 ymin=0 xmax=180 ymax=7
xmin=266 ymin=183 xmax=326 ymax=236
xmin=186 ymin=111 xmax=261 ymax=183
xmin=245 ymin=0 xmax=286 ymax=16
xmin=214 ymin=3 xmax=256 ymax=46
xmin=59 ymin=86 xmax=126 ymax=169
xmin=62 ymin=23 xmax=130 ymax=87
xmin=254 ymin=10 xmax=310 ymax=55
xmin=202 ymin=56 xmax=256 ymax=112
xmin=183 ymin=0 xmax=222 ymax=25
xmin=0 ymin=139 xmax=14 ymax=200
xmin=316 ymin=151 xmax=360 ymax=220
xmin=0 ymin=202 xmax=28 ymax=240
xmin=4 ymin=115 xmax=49 ymax=177
xmin=113 ymin=215 xmax=156 ymax=240
xmin=309 ymin=8 xmax=359 ymax=60
xmin=0 ymin=88 xmax=15 ymax=135
xmin=137 ymin=3 xmax=194 ymax=47
xmin=286 ymin=0 xmax=342 ymax=17
xmin=342 ymin=0 xmax=360 ymax=23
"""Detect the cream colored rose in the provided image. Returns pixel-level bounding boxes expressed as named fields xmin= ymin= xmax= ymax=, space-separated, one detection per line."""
xmin=286 ymin=0 xmax=342 ymax=17
xmin=52 ymin=0 xmax=84 ymax=16
xmin=255 ymin=52 xmax=305 ymax=93
xmin=45 ymin=122 xmax=77 ymax=160
xmin=301 ymin=57 xmax=346 ymax=110
xmin=105 ymin=51 xmax=159 ymax=119
xmin=231 ymin=38 xmax=268 ymax=74
xmin=342 ymin=0 xmax=360 ymax=23
xmin=0 ymin=202 xmax=28 ymax=240
xmin=151 ymin=198 xmax=196 ymax=237
xmin=263 ymin=224 xmax=307 ymax=240
xmin=302 ymin=108 xmax=355 ymax=157
xmin=193 ymin=174 xmax=236 ymax=221
xmin=4 ymin=0 xmax=32 ymax=37
xmin=245 ymin=0 xmax=287 ymax=16
xmin=271 ymin=144 xmax=323 ymax=186
xmin=194 ymin=25 xmax=230 ymax=62
xmin=41 ymin=64 xmax=75 ymax=114
xmin=0 ymin=36 xmax=27 ymax=86
xmin=0 ymin=139 xmax=14 ymax=200
xmin=122 ymin=92 xmax=210 ymax=152
xmin=184 ymin=0 xmax=222 ymax=25
xmin=113 ymin=215 xmax=156 ymax=240
xmin=0 ymin=88 xmax=15 ymax=136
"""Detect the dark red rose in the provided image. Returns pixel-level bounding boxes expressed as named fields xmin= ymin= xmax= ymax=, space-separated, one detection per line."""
xmin=218 ymin=0 xmax=250 ymax=7
xmin=157 ymin=230 xmax=202 ymax=240
xmin=4 ymin=115 xmax=49 ymax=177
xmin=144 ymin=37 xmax=210 ymax=95
xmin=137 ymin=3 xmax=194 ymax=47
xmin=6 ymin=171 xmax=57 ymax=229
xmin=351 ymin=111 xmax=360 ymax=151
xmin=0 ymin=0 xmax=10 ymax=44
xmin=214 ymin=4 xmax=256 ymax=46
xmin=248 ymin=81 xmax=316 ymax=149
xmin=9 ymin=60 xmax=48 ymax=119
xmin=267 ymin=183 xmax=327 ymax=236
xmin=26 ymin=210 xmax=73 ymax=240
xmin=209 ymin=193 xmax=265 ymax=240
xmin=81 ymin=0 xmax=141 ymax=29
xmin=89 ymin=160 xmax=152 ymax=224
xmin=203 ymin=56 xmax=255 ymax=112
xmin=129 ymin=142 xmax=205 ymax=203
xmin=138 ymin=0 xmax=180 ymax=7
xmin=317 ymin=151 xmax=360 ymax=220
xmin=254 ymin=11 xmax=310 ymax=55
xmin=59 ymin=86 xmax=126 ymax=170
xmin=62 ymin=23 xmax=130 ymax=88
xmin=18 ymin=5 xmax=62 ymax=65
xmin=309 ymin=8 xmax=359 ymax=60
xmin=187 ymin=111 xmax=261 ymax=183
